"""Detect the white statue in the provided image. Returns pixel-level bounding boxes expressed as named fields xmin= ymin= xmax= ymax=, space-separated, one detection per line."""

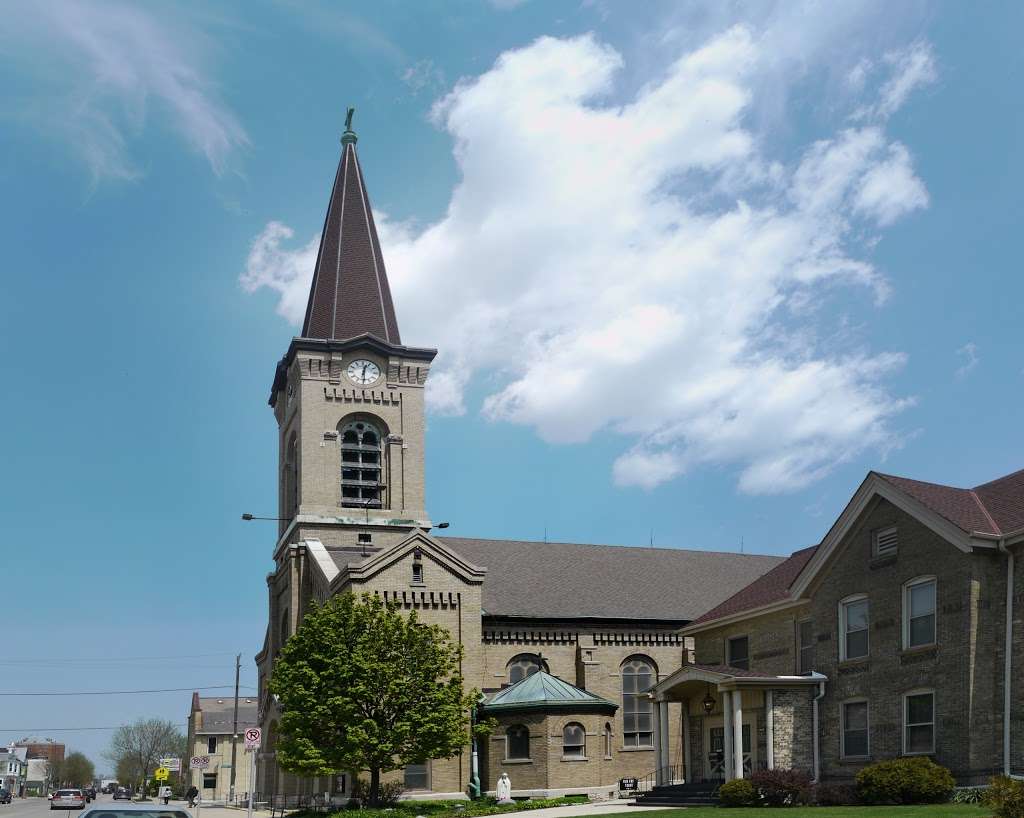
xmin=496 ymin=772 xmax=513 ymax=804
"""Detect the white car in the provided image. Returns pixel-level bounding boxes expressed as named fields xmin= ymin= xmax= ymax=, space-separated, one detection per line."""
xmin=81 ymin=806 xmax=193 ymax=818
xmin=51 ymin=790 xmax=87 ymax=810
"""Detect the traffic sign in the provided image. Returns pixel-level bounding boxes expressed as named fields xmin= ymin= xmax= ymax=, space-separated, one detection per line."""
xmin=244 ymin=727 xmax=262 ymax=750
xmin=160 ymin=758 xmax=181 ymax=772
xmin=154 ymin=767 xmax=170 ymax=782
xmin=189 ymin=756 xmax=210 ymax=770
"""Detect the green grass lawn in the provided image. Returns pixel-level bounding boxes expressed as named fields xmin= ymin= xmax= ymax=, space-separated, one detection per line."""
xmin=602 ymin=806 xmax=990 ymax=818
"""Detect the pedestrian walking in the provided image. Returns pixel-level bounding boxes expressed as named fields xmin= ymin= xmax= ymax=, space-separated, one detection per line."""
xmin=186 ymin=785 xmax=199 ymax=808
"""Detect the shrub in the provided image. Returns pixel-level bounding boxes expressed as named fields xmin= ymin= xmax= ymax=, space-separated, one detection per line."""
xmin=750 ymin=768 xmax=812 ymax=806
xmin=718 ymin=778 xmax=757 ymax=807
xmin=812 ymin=783 xmax=859 ymax=806
xmin=350 ymin=778 xmax=405 ymax=806
xmin=855 ymin=757 xmax=955 ymax=804
xmin=985 ymin=776 xmax=1024 ymax=818
xmin=952 ymin=786 xmax=987 ymax=804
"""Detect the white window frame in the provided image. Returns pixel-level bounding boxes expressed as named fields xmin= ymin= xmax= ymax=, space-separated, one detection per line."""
xmin=902 ymin=576 xmax=937 ymax=650
xmin=839 ymin=594 xmax=870 ymax=661
xmin=902 ymin=689 xmax=936 ymax=755
xmin=727 ymin=634 xmax=750 ymax=670
xmin=841 ymin=698 xmax=870 ymax=759
xmin=873 ymin=525 xmax=899 ymax=557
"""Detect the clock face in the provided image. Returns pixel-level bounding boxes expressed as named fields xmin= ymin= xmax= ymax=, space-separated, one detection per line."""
xmin=347 ymin=359 xmax=381 ymax=385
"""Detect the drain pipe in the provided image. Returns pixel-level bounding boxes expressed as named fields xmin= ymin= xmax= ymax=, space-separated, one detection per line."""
xmin=812 ymin=680 xmax=826 ymax=783
xmin=998 ymin=540 xmax=1015 ymax=778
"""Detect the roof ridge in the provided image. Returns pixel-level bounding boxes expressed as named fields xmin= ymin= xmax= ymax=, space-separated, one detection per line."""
xmin=440 ymin=535 xmax=783 ymax=560
xmin=974 ymin=465 xmax=1024 ymax=491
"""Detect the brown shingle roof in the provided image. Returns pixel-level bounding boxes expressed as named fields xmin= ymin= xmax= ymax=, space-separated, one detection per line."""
xmin=438 ymin=537 xmax=783 ymax=621
xmin=689 ymin=545 xmax=818 ymax=626
xmin=877 ymin=467 xmax=1024 ymax=536
xmin=301 ymin=132 xmax=401 ymax=344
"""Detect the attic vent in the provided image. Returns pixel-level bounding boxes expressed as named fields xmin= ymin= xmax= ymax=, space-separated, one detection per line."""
xmin=874 ymin=526 xmax=898 ymax=557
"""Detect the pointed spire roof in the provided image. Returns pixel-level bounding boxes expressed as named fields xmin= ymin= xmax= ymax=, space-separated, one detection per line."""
xmin=301 ymin=110 xmax=401 ymax=345
xmin=480 ymin=671 xmax=617 ymax=715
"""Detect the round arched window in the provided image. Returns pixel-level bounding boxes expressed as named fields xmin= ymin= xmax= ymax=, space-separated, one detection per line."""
xmin=622 ymin=657 xmax=656 ymax=747
xmin=562 ymin=723 xmax=586 ymax=758
xmin=507 ymin=654 xmax=547 ymax=684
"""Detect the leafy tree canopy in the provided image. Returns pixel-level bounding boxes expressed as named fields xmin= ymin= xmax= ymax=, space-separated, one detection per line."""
xmin=60 ymin=752 xmax=95 ymax=788
xmin=105 ymin=719 xmax=185 ymax=789
xmin=270 ymin=592 xmax=481 ymax=804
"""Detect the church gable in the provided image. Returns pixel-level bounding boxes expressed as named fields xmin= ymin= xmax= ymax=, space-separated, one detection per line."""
xmin=334 ymin=530 xmax=487 ymax=591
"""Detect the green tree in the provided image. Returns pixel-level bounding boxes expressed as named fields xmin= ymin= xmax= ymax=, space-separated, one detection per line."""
xmin=105 ymin=718 xmax=185 ymax=797
xmin=270 ymin=592 xmax=481 ymax=806
xmin=61 ymin=752 xmax=95 ymax=787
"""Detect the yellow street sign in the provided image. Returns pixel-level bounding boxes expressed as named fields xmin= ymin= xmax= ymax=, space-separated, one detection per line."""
xmin=154 ymin=767 xmax=170 ymax=781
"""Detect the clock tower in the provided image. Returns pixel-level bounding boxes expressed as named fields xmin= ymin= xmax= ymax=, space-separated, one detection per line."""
xmin=267 ymin=112 xmax=437 ymax=560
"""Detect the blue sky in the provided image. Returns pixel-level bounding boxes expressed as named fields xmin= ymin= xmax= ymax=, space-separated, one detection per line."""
xmin=1 ymin=1 xmax=1021 ymax=765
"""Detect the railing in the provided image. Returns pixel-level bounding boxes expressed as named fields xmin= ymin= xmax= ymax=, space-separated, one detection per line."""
xmin=258 ymin=793 xmax=347 ymax=817
xmin=633 ymin=763 xmax=686 ymax=794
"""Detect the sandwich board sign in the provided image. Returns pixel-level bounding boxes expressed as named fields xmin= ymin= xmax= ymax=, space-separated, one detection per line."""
xmin=189 ymin=756 xmax=210 ymax=770
xmin=244 ymin=727 xmax=262 ymax=751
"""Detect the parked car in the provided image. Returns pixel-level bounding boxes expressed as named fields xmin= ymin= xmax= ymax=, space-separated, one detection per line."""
xmin=50 ymin=790 xmax=86 ymax=810
xmin=0 ymin=788 xmax=12 ymax=804
xmin=113 ymin=788 xmax=131 ymax=801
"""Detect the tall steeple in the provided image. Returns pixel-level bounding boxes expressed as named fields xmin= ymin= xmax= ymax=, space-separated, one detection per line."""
xmin=301 ymin=109 xmax=402 ymax=345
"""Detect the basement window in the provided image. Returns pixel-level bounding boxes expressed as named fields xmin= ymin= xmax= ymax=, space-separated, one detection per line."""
xmin=873 ymin=526 xmax=898 ymax=558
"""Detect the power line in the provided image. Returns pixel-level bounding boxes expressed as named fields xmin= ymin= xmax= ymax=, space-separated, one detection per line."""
xmin=0 ymin=727 xmax=121 ymax=732
xmin=0 ymin=652 xmax=242 ymax=665
xmin=0 ymin=684 xmax=255 ymax=697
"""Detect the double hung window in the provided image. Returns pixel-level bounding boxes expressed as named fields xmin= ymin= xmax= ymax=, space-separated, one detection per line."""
xmin=904 ymin=578 xmax=937 ymax=649
xmin=840 ymin=596 xmax=869 ymax=660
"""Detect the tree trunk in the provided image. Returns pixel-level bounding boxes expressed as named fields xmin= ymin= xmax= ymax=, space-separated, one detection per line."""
xmin=369 ymin=768 xmax=381 ymax=807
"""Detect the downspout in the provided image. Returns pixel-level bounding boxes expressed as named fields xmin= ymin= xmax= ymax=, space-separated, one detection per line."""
xmin=998 ymin=541 xmax=1015 ymax=778
xmin=812 ymin=681 xmax=826 ymax=783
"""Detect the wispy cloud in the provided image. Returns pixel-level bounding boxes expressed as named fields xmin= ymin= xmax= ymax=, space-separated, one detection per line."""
xmin=956 ymin=342 xmax=979 ymax=379
xmin=244 ymin=17 xmax=933 ymax=496
xmin=0 ymin=0 xmax=248 ymax=182
xmin=401 ymin=59 xmax=446 ymax=96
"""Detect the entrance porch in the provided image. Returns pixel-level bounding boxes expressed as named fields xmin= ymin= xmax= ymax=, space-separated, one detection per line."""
xmin=649 ymin=664 xmax=826 ymax=786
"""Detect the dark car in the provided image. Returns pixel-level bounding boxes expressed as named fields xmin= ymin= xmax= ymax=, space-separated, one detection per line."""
xmin=84 ymin=789 xmax=96 ymax=802
xmin=0 ymin=789 xmax=12 ymax=804
xmin=113 ymin=789 xmax=132 ymax=801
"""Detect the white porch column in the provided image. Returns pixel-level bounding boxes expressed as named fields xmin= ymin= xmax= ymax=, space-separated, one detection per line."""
xmin=682 ymin=701 xmax=692 ymax=784
xmin=732 ymin=689 xmax=744 ymax=780
xmin=765 ymin=690 xmax=775 ymax=770
xmin=659 ymin=698 xmax=671 ymax=781
xmin=722 ymin=690 xmax=734 ymax=782
xmin=653 ymin=699 xmax=664 ymax=785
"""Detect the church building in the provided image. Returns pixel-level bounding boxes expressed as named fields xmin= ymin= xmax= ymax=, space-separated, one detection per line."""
xmin=252 ymin=119 xmax=783 ymax=801
xmin=254 ymin=118 xmax=1024 ymax=803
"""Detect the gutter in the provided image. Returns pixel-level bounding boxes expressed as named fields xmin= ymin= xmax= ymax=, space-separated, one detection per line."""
xmin=812 ymin=680 xmax=826 ymax=783
xmin=997 ymin=539 xmax=1017 ymax=778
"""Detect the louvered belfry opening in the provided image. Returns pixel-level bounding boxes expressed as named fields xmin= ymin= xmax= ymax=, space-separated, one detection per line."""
xmin=340 ymin=419 xmax=383 ymax=507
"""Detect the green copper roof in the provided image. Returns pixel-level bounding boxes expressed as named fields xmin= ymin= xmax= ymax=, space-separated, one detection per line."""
xmin=481 ymin=671 xmax=617 ymax=715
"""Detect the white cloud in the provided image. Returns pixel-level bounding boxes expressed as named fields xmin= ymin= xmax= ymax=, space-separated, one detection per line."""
xmin=401 ymin=59 xmax=446 ymax=96
xmin=0 ymin=0 xmax=248 ymax=182
xmin=243 ymin=25 xmax=933 ymax=495
xmin=852 ymin=40 xmax=937 ymax=122
xmin=956 ymin=343 xmax=979 ymax=379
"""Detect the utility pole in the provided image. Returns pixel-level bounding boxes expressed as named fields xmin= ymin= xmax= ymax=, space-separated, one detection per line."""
xmin=229 ymin=653 xmax=241 ymax=802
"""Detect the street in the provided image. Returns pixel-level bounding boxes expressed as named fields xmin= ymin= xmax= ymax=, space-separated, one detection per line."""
xmin=0 ymin=797 xmax=271 ymax=818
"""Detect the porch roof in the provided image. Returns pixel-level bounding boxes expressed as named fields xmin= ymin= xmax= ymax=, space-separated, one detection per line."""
xmin=651 ymin=663 xmax=826 ymax=698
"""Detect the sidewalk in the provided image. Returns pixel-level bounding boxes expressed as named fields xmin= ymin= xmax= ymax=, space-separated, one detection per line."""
xmin=185 ymin=799 xmax=648 ymax=818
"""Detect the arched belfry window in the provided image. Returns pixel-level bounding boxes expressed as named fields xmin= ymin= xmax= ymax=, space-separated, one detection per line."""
xmin=507 ymin=654 xmax=548 ymax=684
xmin=340 ymin=419 xmax=384 ymax=508
xmin=284 ymin=433 xmax=298 ymax=520
xmin=622 ymin=656 xmax=656 ymax=747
